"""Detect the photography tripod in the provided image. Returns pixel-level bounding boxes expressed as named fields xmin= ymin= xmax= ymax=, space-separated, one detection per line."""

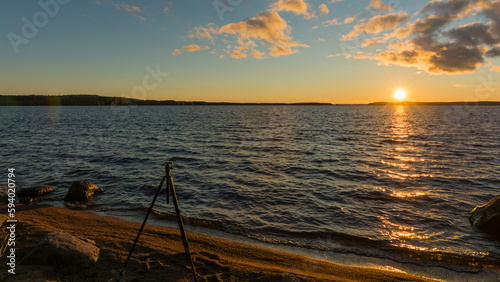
xmin=117 ymin=162 xmax=198 ymax=282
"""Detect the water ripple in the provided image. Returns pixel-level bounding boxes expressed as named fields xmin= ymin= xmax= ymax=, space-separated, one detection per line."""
xmin=2 ymin=105 xmax=499 ymax=267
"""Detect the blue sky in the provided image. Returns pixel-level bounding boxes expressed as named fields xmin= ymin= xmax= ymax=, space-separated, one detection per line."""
xmin=1 ymin=0 xmax=499 ymax=103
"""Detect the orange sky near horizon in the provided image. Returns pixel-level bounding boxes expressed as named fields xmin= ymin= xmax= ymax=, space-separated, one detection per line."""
xmin=2 ymin=0 xmax=500 ymax=104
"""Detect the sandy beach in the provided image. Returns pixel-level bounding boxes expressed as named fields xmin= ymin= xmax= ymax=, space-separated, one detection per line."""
xmin=0 ymin=204 xmax=439 ymax=282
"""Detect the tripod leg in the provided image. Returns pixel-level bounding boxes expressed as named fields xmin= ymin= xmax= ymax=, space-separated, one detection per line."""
xmin=117 ymin=176 xmax=166 ymax=282
xmin=168 ymin=176 xmax=198 ymax=282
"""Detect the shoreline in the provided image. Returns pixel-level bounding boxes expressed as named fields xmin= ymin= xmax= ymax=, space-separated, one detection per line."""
xmin=0 ymin=204 xmax=444 ymax=282
xmin=87 ymin=207 xmax=500 ymax=281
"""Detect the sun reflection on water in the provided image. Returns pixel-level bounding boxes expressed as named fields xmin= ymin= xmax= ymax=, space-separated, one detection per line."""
xmin=393 ymin=155 xmax=417 ymax=162
xmin=378 ymin=106 xmax=418 ymax=181
xmin=391 ymin=191 xmax=426 ymax=198
xmin=378 ymin=215 xmax=436 ymax=251
xmin=376 ymin=106 xmax=437 ymax=251
xmin=373 ymin=187 xmax=426 ymax=198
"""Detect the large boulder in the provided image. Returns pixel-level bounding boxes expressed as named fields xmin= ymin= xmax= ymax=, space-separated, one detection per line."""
xmin=470 ymin=195 xmax=500 ymax=232
xmin=17 ymin=186 xmax=55 ymax=197
xmin=21 ymin=231 xmax=100 ymax=273
xmin=64 ymin=180 xmax=103 ymax=201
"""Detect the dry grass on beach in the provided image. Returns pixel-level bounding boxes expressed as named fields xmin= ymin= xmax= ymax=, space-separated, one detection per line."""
xmin=0 ymin=204 xmax=435 ymax=282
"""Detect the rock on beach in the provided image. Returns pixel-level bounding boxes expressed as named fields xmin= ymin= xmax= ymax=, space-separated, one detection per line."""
xmin=21 ymin=231 xmax=100 ymax=273
xmin=17 ymin=186 xmax=55 ymax=197
xmin=64 ymin=180 xmax=103 ymax=201
xmin=470 ymin=195 xmax=500 ymax=232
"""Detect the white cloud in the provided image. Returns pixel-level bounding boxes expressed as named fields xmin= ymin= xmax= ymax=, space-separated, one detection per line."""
xmin=270 ymin=0 xmax=314 ymax=19
xmin=319 ymin=4 xmax=329 ymax=15
xmin=366 ymin=0 xmax=392 ymax=12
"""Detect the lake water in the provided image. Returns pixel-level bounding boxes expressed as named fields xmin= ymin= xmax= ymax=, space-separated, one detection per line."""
xmin=1 ymin=105 xmax=499 ymax=275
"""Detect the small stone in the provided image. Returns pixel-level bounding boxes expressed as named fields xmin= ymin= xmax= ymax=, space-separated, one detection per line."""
xmin=64 ymin=180 xmax=104 ymax=202
xmin=19 ymin=197 xmax=34 ymax=204
xmin=470 ymin=195 xmax=500 ymax=232
xmin=17 ymin=186 xmax=55 ymax=197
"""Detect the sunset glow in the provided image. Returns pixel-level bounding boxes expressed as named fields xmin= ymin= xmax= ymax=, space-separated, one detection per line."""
xmin=394 ymin=89 xmax=407 ymax=101
xmin=2 ymin=1 xmax=500 ymax=103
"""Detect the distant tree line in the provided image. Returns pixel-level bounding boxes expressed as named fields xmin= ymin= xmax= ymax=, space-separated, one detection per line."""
xmin=0 ymin=95 xmax=182 ymax=106
xmin=0 ymin=95 xmax=333 ymax=106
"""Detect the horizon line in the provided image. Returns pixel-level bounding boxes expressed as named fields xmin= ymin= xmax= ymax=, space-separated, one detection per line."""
xmin=1 ymin=94 xmax=500 ymax=106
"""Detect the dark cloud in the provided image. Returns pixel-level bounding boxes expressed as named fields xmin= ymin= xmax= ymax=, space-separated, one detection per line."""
xmin=486 ymin=46 xmax=500 ymax=57
xmin=428 ymin=44 xmax=485 ymax=73
xmin=446 ymin=22 xmax=498 ymax=46
xmin=376 ymin=43 xmax=485 ymax=74
xmin=481 ymin=1 xmax=500 ymax=39
xmin=344 ymin=0 xmax=500 ymax=74
xmin=420 ymin=0 xmax=477 ymax=16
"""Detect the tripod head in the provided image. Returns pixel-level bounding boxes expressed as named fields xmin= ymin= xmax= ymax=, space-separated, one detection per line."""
xmin=165 ymin=161 xmax=173 ymax=177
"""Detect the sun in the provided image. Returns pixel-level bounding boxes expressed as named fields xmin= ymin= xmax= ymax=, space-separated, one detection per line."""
xmin=394 ymin=89 xmax=407 ymax=100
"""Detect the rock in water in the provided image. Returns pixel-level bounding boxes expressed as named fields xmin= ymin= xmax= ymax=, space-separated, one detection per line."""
xmin=64 ymin=180 xmax=104 ymax=201
xmin=17 ymin=186 xmax=55 ymax=197
xmin=470 ymin=195 xmax=500 ymax=232
xmin=21 ymin=231 xmax=100 ymax=273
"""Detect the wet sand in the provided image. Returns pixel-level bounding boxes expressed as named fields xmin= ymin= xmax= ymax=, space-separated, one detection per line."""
xmin=1 ymin=204 xmax=437 ymax=281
